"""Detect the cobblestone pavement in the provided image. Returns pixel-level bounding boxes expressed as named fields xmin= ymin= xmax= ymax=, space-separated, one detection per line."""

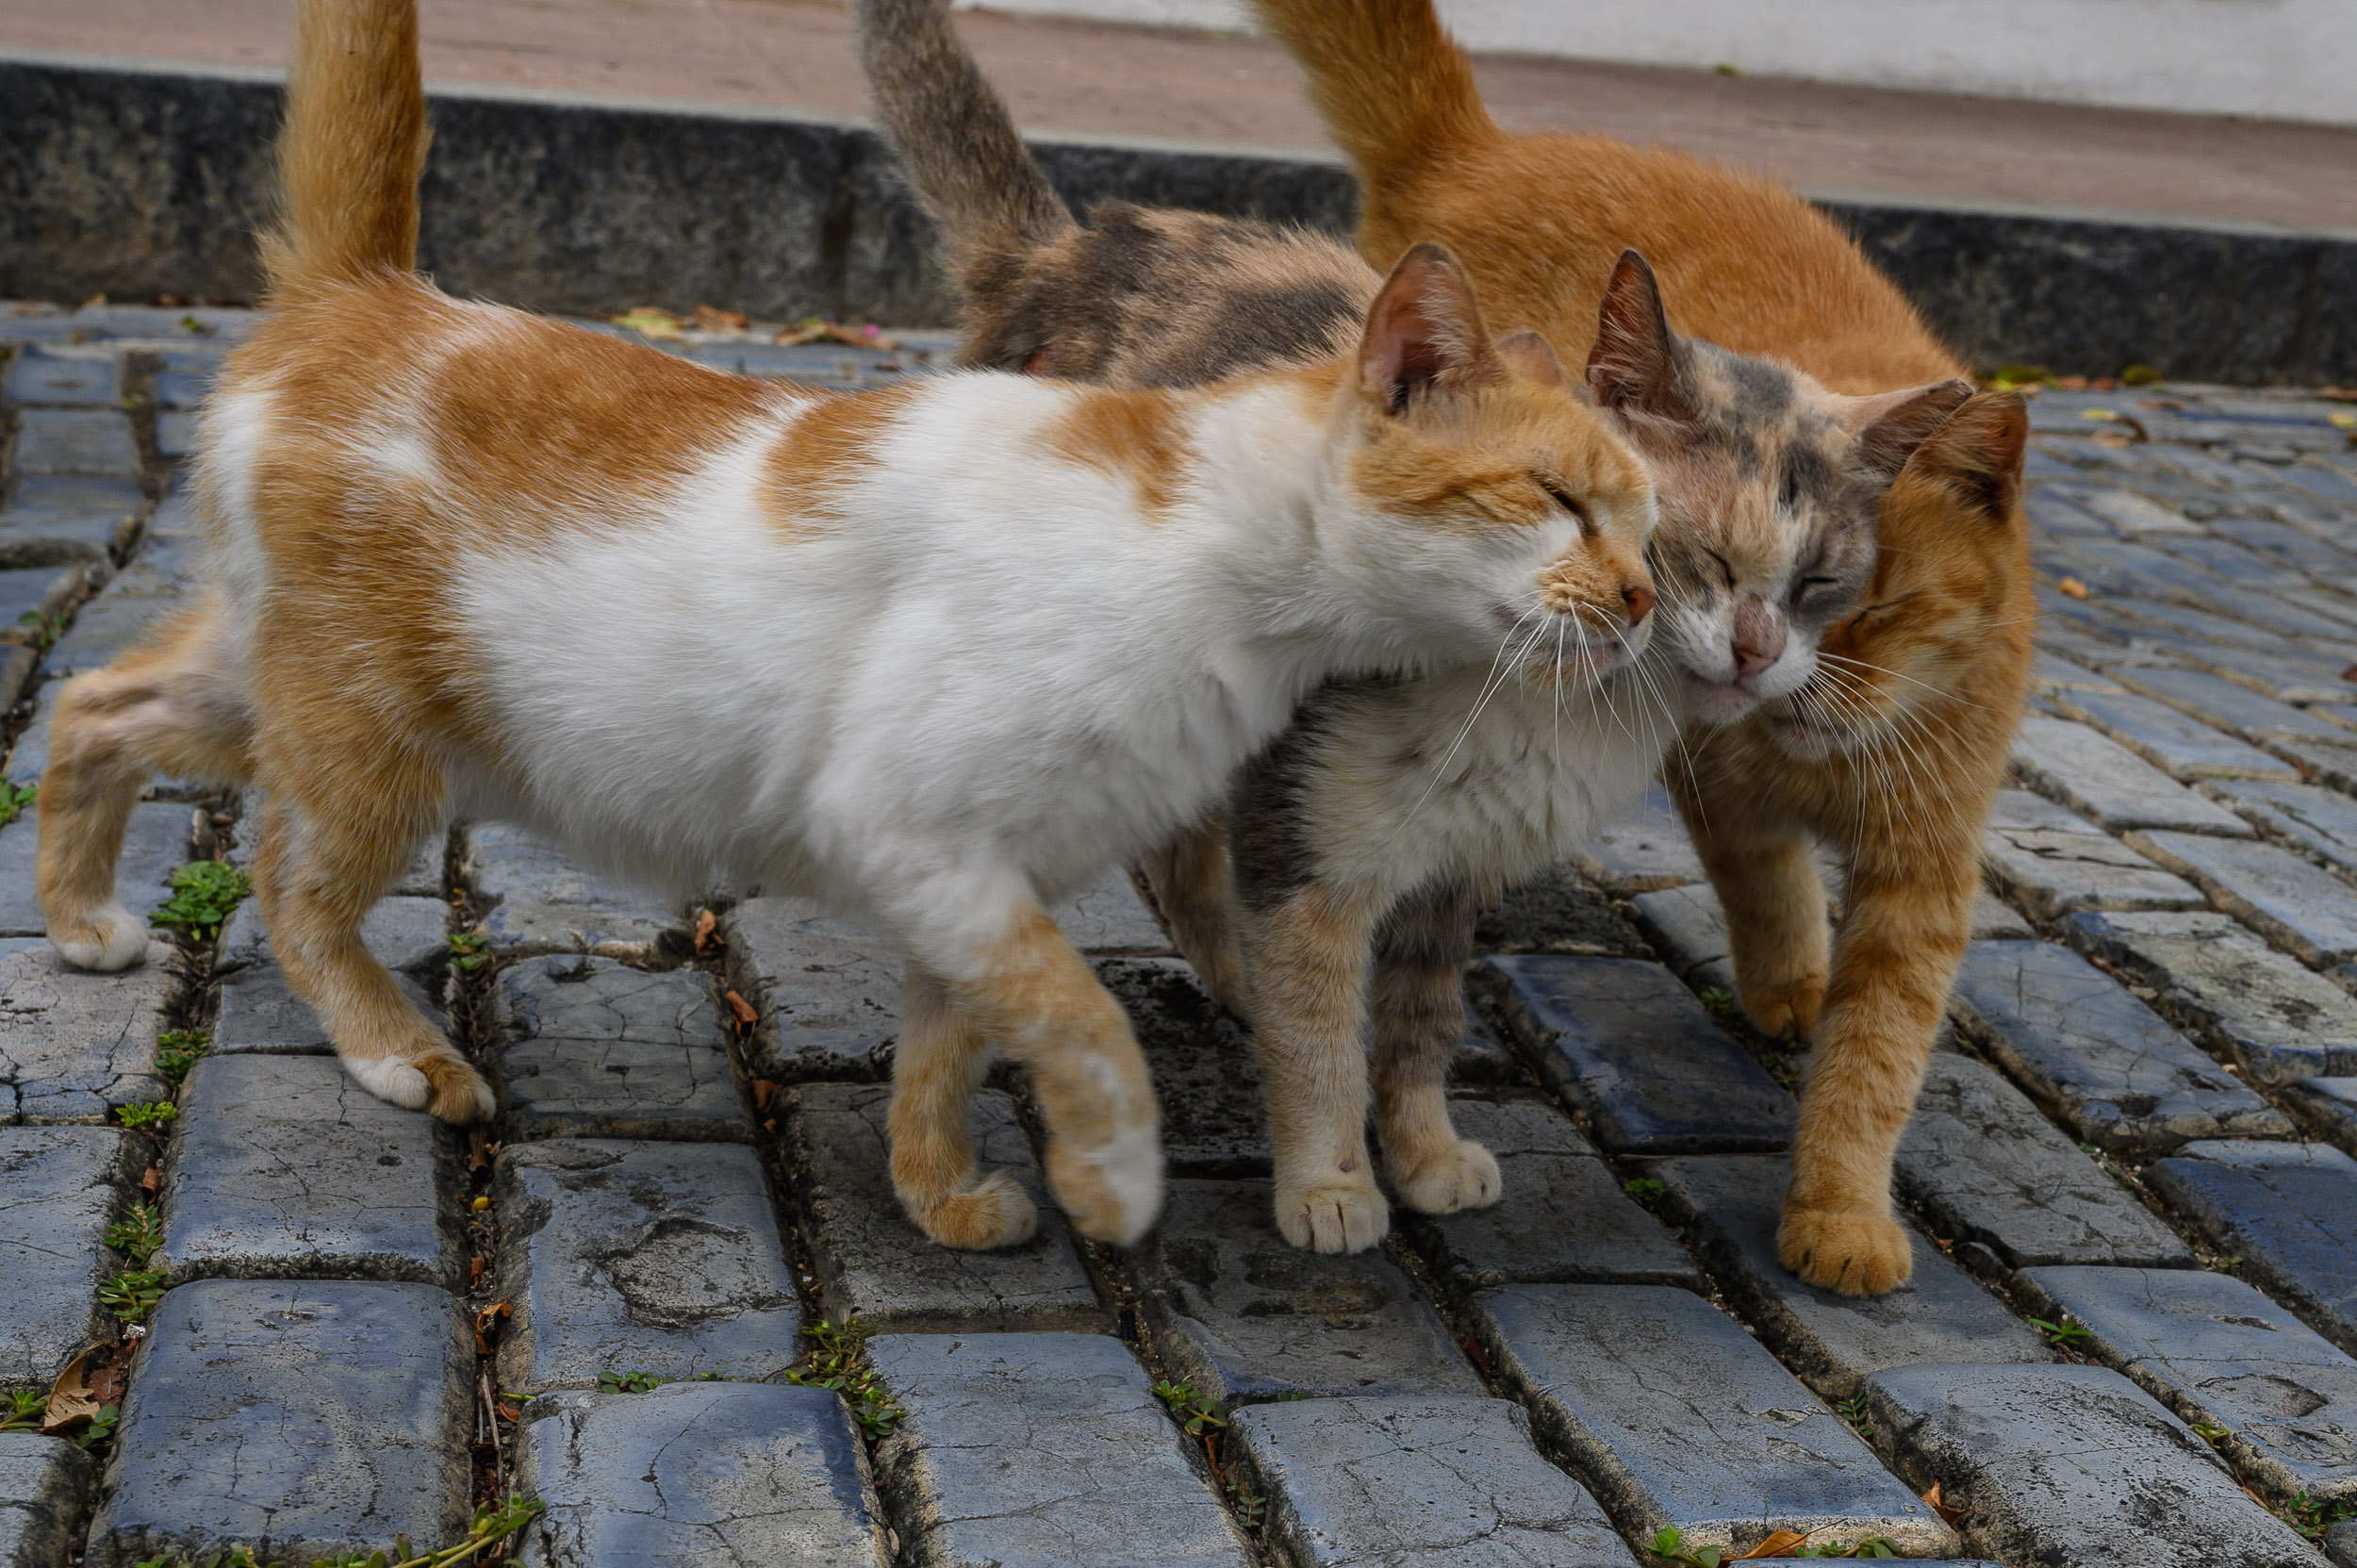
xmin=2 ymin=298 xmax=2356 ymax=1567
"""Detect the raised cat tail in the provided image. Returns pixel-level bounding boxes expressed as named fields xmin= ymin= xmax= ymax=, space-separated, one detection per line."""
xmin=259 ymin=0 xmax=429 ymax=293
xmin=1245 ymin=0 xmax=1499 ymax=181
xmin=853 ymin=0 xmax=1078 ymax=268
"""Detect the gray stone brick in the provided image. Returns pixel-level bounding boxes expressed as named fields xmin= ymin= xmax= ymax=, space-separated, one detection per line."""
xmin=494 ymin=1139 xmax=803 ymax=1395
xmin=2051 ymin=687 xmax=2297 ymax=781
xmin=1471 ymin=1283 xmax=1954 ymax=1554
xmin=2030 ymin=651 xmax=2122 ymax=693
xmin=87 ymin=1279 xmax=473 ymax=1568
xmin=1979 ymin=788 xmax=2205 ymax=919
xmin=1627 ymin=881 xmax=1736 ymax=990
xmin=1860 ymin=1361 xmax=2312 ymax=1567
xmin=2331 ymin=1520 xmax=2357 ymax=1568
xmin=720 ymin=897 xmax=898 ymax=1081
xmin=2208 ymin=778 xmax=2357 ymax=876
xmin=1408 ymin=1093 xmax=1701 ymax=1293
xmin=1481 ymin=955 xmax=1793 ymax=1154
xmin=1571 ymin=784 xmax=1703 ymax=893
xmin=1048 ymin=867 xmax=1174 ymax=954
xmin=1894 ymin=1054 xmax=2194 ymax=1270
xmin=0 ymin=936 xmax=173 ymax=1123
xmin=42 ymin=595 xmax=182 ymax=678
xmin=6 ymin=474 xmax=141 ymax=519
xmin=2069 ymin=485 xmax=2202 ymax=535
xmin=2146 ymin=1141 xmax=2357 ymax=1355
xmin=2274 ymin=736 xmax=2357 ymax=795
xmin=2063 ymin=909 xmax=2357 ymax=1082
xmin=0 ymin=565 xmax=86 ymax=637
xmin=2208 ymin=516 xmax=2357 ymax=581
xmin=0 ymin=1125 xmax=133 ymax=1391
xmin=10 ymin=409 xmax=139 ymax=478
xmin=492 ymin=956 xmax=747 ymax=1143
xmin=1100 ymin=958 xmax=1267 ymax=1174
xmin=2287 ymin=1078 xmax=2357 ymax=1155
xmin=1226 ymin=1395 xmax=1629 ymax=1568
xmin=152 ymin=413 xmax=196 ymax=458
xmin=866 ymin=1331 xmax=1251 ymax=1568
xmin=0 ymin=506 xmax=139 ymax=569
xmin=1657 ymin=1154 xmax=2054 ymax=1395
xmin=464 ymin=824 xmax=684 ymax=957
xmin=215 ymin=893 xmax=449 ymax=976
xmin=1950 ymin=941 xmax=2291 ymax=1152
xmin=2127 ymin=830 xmax=2357 ymax=966
xmin=0 ymin=801 xmax=192 ymax=937
xmin=2163 ymin=641 xmax=2357 ymax=706
xmin=2151 ymin=532 xmax=2314 ymax=586
xmin=518 ymin=1380 xmax=888 ymax=1568
xmin=0 ymin=1432 xmax=96 ymax=1568
xmin=0 ymin=647 xmax=30 ymax=714
xmin=2018 ymin=1265 xmax=2357 ymax=1502
xmin=785 ymin=1083 xmax=1099 ymax=1332
xmin=1474 ymin=864 xmax=1650 ymax=956
xmin=3 ymin=345 xmax=125 ymax=406
xmin=2119 ymin=667 xmax=2353 ymax=746
xmin=210 ymin=962 xmax=444 ymax=1056
xmin=154 ymin=1054 xmax=464 ymax=1288
xmin=2009 ymin=716 xmax=2255 ymax=835
xmin=1131 ymin=1179 xmax=1481 ymax=1405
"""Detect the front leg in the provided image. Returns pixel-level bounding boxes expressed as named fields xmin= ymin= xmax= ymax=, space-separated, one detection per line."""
xmin=1371 ymin=880 xmax=1499 ymax=1215
xmin=1679 ymin=789 xmax=1830 ymax=1041
xmin=1133 ymin=814 xmax=1250 ymax=1017
xmin=1778 ymin=853 xmax=1976 ymax=1295
xmin=1241 ymin=882 xmax=1389 ymax=1253
xmin=887 ymin=961 xmax=1038 ymax=1250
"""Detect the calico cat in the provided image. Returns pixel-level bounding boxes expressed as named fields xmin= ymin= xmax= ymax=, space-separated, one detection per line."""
xmin=1248 ymin=0 xmax=2036 ymax=1293
xmin=857 ymin=0 xmax=1972 ymax=1253
xmin=36 ymin=0 xmax=1666 ymax=1252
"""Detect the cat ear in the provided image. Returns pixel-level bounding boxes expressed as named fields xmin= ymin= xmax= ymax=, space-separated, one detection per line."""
xmin=1358 ymin=243 xmax=1501 ymax=414
xmin=1586 ymin=250 xmax=1691 ymax=420
xmin=1494 ymin=330 xmax=1567 ymax=388
xmin=1896 ymin=389 xmax=2030 ymax=516
xmin=1839 ymin=378 xmax=1976 ymax=483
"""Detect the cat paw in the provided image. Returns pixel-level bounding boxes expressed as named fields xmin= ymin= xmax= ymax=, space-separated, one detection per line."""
xmin=1743 ymin=976 xmax=1826 ymax=1042
xmin=1046 ymin=1121 xmax=1164 ymax=1246
xmin=1274 ymin=1174 xmax=1389 ymax=1253
xmin=1778 ymin=1204 xmax=1912 ymax=1296
xmin=420 ymin=1054 xmax=498 ymax=1124
xmin=914 ymin=1170 xmax=1040 ymax=1250
xmin=1391 ymin=1138 xmax=1502 ymax=1215
xmin=346 ymin=1054 xmax=435 ymax=1111
xmin=49 ymin=902 xmax=150 ymax=972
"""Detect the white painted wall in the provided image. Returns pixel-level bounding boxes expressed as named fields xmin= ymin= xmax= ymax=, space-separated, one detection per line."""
xmin=957 ymin=0 xmax=2357 ymax=126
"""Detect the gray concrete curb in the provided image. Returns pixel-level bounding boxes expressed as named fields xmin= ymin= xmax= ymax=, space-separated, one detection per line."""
xmin=5 ymin=51 xmax=2351 ymax=384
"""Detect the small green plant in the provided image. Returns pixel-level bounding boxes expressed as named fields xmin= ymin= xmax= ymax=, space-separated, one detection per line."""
xmin=1224 ymin=1480 xmax=1268 ymax=1531
xmin=447 ymin=931 xmax=489 ymax=974
xmin=1695 ymin=987 xmax=1739 ymax=1022
xmin=116 ymin=1101 xmax=178 ymax=1131
xmin=2189 ymin=1419 xmax=2231 ymax=1449
xmin=1835 ymin=1393 xmax=1873 ymax=1444
xmin=1623 ymin=1177 xmax=1667 ymax=1204
xmin=157 ymin=1028 xmax=211 ymax=1086
xmin=778 ymin=1318 xmax=902 ymax=1440
xmin=0 ymin=1389 xmax=44 ymax=1432
xmin=79 ymin=1403 xmax=120 ymax=1450
xmin=151 ymin=860 xmax=252 ymax=942
xmin=130 ymin=1495 xmax=541 ymax=1567
xmin=17 ymin=611 xmax=66 ymax=651
xmin=597 ymin=1370 xmax=665 ymax=1394
xmin=2026 ymin=1314 xmax=2092 ymax=1347
xmin=0 ymin=781 xmax=34 ymax=828
xmin=100 ymin=1267 xmax=167 ymax=1323
xmin=2077 ymin=1142 xmax=2103 ymax=1156
xmin=2291 ymin=1494 xmax=2356 ymax=1539
xmin=104 ymin=1202 xmax=164 ymax=1263
xmin=1650 ymin=1526 xmax=1730 ymax=1567
xmin=1151 ymin=1379 xmax=1228 ymax=1440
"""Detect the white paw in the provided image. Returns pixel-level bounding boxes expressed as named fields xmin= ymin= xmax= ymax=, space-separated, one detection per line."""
xmin=52 ymin=903 xmax=150 ymax=972
xmin=1084 ymin=1120 xmax=1165 ymax=1246
xmin=345 ymin=1055 xmax=433 ymax=1110
xmin=1393 ymin=1138 xmax=1503 ymax=1215
xmin=1275 ymin=1176 xmax=1390 ymax=1253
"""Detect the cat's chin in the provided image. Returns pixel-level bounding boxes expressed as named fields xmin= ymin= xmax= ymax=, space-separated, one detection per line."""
xmin=1685 ymin=678 xmax=1762 ymax=727
xmin=1762 ymin=707 xmax=1846 ymax=758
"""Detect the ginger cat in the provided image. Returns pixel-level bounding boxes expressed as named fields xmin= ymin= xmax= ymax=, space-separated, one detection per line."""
xmin=1248 ymin=0 xmax=2035 ymax=1293
xmin=35 ymin=0 xmax=1667 ymax=1251
xmin=859 ymin=0 xmax=1979 ymax=1254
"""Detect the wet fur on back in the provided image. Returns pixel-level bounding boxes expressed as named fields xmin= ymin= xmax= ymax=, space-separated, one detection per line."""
xmin=854 ymin=0 xmax=1974 ymax=1257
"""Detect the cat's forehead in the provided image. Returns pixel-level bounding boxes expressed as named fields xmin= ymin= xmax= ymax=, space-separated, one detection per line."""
xmin=1680 ymin=344 xmax=1851 ymax=481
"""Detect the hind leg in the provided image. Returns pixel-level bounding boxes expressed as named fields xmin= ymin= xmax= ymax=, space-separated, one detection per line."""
xmin=1134 ymin=815 xmax=1249 ymax=1017
xmin=887 ymin=960 xmax=1038 ymax=1249
xmin=252 ymin=760 xmax=491 ymax=1123
xmin=1371 ymin=880 xmax=1499 ymax=1215
xmin=41 ymin=600 xmax=255 ymax=970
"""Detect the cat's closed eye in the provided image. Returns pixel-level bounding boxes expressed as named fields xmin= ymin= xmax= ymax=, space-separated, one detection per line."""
xmin=1539 ymin=477 xmax=1593 ymax=534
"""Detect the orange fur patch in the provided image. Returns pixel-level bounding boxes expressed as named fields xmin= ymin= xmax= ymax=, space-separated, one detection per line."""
xmin=760 ymin=384 xmax=923 ymax=532
xmin=1044 ymin=387 xmax=1194 ymax=520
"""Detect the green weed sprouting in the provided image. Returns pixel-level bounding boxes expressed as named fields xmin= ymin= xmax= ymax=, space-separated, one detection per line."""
xmin=157 ymin=1028 xmax=211 ymax=1087
xmin=116 ymin=1101 xmax=178 ymax=1131
xmin=104 ymin=1202 xmax=164 ymax=1263
xmin=0 ymin=781 xmax=34 ymax=827
xmin=99 ymin=1268 xmax=167 ymax=1323
xmin=129 ymin=1495 xmax=542 ymax=1567
xmin=447 ymin=932 xmax=489 ymax=974
xmin=150 ymin=860 xmax=252 ymax=942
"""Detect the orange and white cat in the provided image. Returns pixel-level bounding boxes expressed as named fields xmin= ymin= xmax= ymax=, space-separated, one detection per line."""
xmin=36 ymin=0 xmax=1661 ymax=1251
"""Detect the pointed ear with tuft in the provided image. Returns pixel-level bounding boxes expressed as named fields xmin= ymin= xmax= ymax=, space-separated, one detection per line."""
xmin=1586 ymin=249 xmax=1691 ymax=420
xmin=1493 ymin=330 xmax=1567 ymax=389
xmin=1839 ymin=378 xmax=1976 ymax=485
xmin=1901 ymin=390 xmax=2030 ymax=517
xmin=1358 ymin=242 xmax=1502 ymax=415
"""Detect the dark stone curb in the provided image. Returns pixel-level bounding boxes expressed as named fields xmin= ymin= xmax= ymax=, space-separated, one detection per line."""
xmin=7 ymin=52 xmax=2355 ymax=383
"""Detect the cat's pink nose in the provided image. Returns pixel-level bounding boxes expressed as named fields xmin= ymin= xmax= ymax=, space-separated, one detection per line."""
xmin=1622 ymin=584 xmax=1655 ymax=628
xmin=1731 ymin=597 xmax=1786 ymax=682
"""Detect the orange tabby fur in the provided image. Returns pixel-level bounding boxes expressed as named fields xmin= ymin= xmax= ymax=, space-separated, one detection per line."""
xmin=1250 ymin=0 xmax=2034 ymax=1294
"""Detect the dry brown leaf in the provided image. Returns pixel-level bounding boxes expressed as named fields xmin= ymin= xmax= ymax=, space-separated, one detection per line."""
xmin=693 ymin=908 xmax=718 ymax=954
xmin=140 ymin=1165 xmax=159 ymax=1194
xmin=1920 ymin=1480 xmax=1969 ymax=1526
xmin=725 ymin=990 xmax=758 ymax=1029
xmin=691 ymin=304 xmax=749 ymax=333
xmin=612 ymin=307 xmax=684 ymax=341
xmin=1737 ymin=1529 xmax=1810 ymax=1559
xmin=2056 ymin=577 xmax=2090 ymax=600
xmin=774 ymin=319 xmax=900 ymax=351
xmin=750 ymin=1079 xmax=778 ymax=1112
xmin=41 ymin=1348 xmax=102 ymax=1434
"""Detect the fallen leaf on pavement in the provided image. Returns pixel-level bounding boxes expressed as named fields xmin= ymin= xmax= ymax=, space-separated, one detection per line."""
xmin=2057 ymin=577 xmax=2090 ymax=600
xmin=41 ymin=1349 xmax=102 ymax=1434
xmin=1921 ymin=1480 xmax=1969 ymax=1526
xmin=691 ymin=304 xmax=748 ymax=333
xmin=612 ymin=307 xmax=684 ymax=340
xmin=725 ymin=990 xmax=758 ymax=1029
xmin=751 ymin=1079 xmax=778 ymax=1112
xmin=693 ymin=908 xmax=717 ymax=954
xmin=1737 ymin=1530 xmax=1810 ymax=1559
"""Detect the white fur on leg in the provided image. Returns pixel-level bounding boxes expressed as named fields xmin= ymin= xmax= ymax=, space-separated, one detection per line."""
xmin=345 ymin=1054 xmax=433 ymax=1110
xmin=51 ymin=902 xmax=150 ymax=972
xmin=1076 ymin=1120 xmax=1164 ymax=1246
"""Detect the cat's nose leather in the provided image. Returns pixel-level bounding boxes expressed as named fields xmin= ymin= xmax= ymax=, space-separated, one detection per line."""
xmin=1731 ymin=597 xmax=1786 ymax=682
xmin=1622 ymin=584 xmax=1655 ymax=628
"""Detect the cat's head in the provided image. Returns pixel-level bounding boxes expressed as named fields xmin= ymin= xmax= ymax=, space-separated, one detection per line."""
xmin=1759 ymin=389 xmax=2032 ymax=760
xmin=1580 ymin=251 xmax=1975 ymax=725
xmin=1325 ymin=244 xmax=1657 ymax=688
